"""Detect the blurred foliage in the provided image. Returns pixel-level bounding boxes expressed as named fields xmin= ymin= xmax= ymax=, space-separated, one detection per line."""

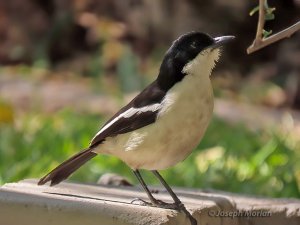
xmin=117 ymin=47 xmax=145 ymax=92
xmin=239 ymin=81 xmax=286 ymax=107
xmin=0 ymin=109 xmax=299 ymax=198
xmin=0 ymin=100 xmax=14 ymax=125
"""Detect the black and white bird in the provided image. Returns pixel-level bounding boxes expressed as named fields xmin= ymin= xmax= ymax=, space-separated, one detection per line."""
xmin=38 ymin=31 xmax=234 ymax=225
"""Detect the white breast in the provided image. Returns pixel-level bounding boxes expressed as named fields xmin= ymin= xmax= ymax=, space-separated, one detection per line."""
xmin=95 ymin=49 xmax=218 ymax=170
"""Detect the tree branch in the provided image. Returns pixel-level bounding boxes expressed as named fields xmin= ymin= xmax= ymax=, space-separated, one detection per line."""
xmin=247 ymin=0 xmax=300 ymax=54
xmin=255 ymin=0 xmax=265 ymax=41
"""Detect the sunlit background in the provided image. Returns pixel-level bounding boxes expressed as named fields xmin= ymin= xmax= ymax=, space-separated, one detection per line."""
xmin=0 ymin=0 xmax=299 ymax=198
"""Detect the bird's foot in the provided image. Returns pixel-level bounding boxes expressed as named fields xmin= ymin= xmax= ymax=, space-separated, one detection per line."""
xmin=151 ymin=198 xmax=182 ymax=210
xmin=131 ymin=198 xmax=180 ymax=210
xmin=131 ymin=198 xmax=197 ymax=225
xmin=130 ymin=198 xmax=150 ymax=206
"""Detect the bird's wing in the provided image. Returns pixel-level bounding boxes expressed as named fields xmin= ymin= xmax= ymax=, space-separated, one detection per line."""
xmin=90 ymin=81 xmax=166 ymax=147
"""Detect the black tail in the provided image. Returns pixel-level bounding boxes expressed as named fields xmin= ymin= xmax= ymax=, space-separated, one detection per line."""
xmin=38 ymin=148 xmax=97 ymax=186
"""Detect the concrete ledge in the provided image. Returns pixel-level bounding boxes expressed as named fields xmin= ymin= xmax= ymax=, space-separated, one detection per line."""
xmin=0 ymin=179 xmax=299 ymax=225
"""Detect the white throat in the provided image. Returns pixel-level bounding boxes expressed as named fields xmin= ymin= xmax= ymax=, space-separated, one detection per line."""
xmin=182 ymin=48 xmax=221 ymax=77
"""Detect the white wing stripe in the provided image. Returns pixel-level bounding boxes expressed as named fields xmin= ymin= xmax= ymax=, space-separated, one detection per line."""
xmin=92 ymin=103 xmax=162 ymax=139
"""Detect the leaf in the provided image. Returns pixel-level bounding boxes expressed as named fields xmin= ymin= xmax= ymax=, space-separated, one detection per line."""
xmin=265 ymin=6 xmax=276 ymax=21
xmin=251 ymin=139 xmax=277 ymax=167
xmin=249 ymin=5 xmax=259 ymax=16
xmin=263 ymin=29 xmax=273 ymax=38
xmin=264 ymin=1 xmax=276 ymax=21
xmin=249 ymin=3 xmax=275 ymax=20
xmin=266 ymin=7 xmax=276 ymax=14
xmin=265 ymin=13 xmax=275 ymax=21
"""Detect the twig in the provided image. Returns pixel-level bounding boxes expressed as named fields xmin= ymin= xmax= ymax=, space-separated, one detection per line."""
xmin=255 ymin=0 xmax=265 ymax=41
xmin=247 ymin=0 xmax=300 ymax=54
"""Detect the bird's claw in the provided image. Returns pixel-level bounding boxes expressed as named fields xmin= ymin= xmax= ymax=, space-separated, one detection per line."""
xmin=130 ymin=198 xmax=150 ymax=206
xmin=131 ymin=198 xmax=181 ymax=210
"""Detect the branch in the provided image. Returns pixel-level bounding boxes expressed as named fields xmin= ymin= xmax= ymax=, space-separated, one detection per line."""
xmin=255 ymin=0 xmax=265 ymax=41
xmin=247 ymin=0 xmax=300 ymax=54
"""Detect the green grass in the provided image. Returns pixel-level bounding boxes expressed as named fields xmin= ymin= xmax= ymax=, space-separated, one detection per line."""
xmin=0 ymin=109 xmax=299 ymax=198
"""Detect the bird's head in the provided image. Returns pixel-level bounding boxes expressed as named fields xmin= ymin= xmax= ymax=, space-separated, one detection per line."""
xmin=158 ymin=32 xmax=234 ymax=90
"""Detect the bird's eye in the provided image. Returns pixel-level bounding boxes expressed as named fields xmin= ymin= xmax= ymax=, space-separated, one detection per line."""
xmin=191 ymin=41 xmax=197 ymax=49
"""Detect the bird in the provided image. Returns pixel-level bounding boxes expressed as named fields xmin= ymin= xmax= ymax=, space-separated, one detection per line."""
xmin=38 ymin=31 xmax=234 ymax=225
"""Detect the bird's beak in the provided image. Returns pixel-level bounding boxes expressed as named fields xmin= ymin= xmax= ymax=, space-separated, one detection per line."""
xmin=212 ymin=35 xmax=235 ymax=49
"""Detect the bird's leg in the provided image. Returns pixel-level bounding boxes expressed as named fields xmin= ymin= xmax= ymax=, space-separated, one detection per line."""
xmin=132 ymin=170 xmax=158 ymax=205
xmin=132 ymin=170 xmax=178 ymax=209
xmin=152 ymin=170 xmax=197 ymax=225
xmin=151 ymin=170 xmax=182 ymax=206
